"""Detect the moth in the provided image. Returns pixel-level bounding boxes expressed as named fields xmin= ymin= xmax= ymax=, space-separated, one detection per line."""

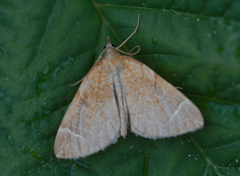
xmin=54 ymin=15 xmax=204 ymax=159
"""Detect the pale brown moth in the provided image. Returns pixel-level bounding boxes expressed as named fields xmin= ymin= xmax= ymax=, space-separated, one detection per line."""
xmin=54 ymin=15 xmax=204 ymax=159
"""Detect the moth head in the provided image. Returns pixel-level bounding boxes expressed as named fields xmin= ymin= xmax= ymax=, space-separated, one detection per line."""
xmin=104 ymin=37 xmax=116 ymax=49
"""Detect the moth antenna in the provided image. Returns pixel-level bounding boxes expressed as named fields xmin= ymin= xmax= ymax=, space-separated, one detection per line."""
xmin=72 ymin=15 xmax=140 ymax=87
xmin=128 ymin=45 xmax=140 ymax=54
xmin=114 ymin=45 xmax=140 ymax=56
xmin=175 ymin=87 xmax=183 ymax=90
xmin=117 ymin=14 xmax=140 ymax=49
xmin=70 ymin=78 xmax=83 ymax=86
xmin=71 ymin=48 xmax=107 ymax=86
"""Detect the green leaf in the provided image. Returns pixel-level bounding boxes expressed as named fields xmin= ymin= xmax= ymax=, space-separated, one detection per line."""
xmin=1 ymin=0 xmax=240 ymax=175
